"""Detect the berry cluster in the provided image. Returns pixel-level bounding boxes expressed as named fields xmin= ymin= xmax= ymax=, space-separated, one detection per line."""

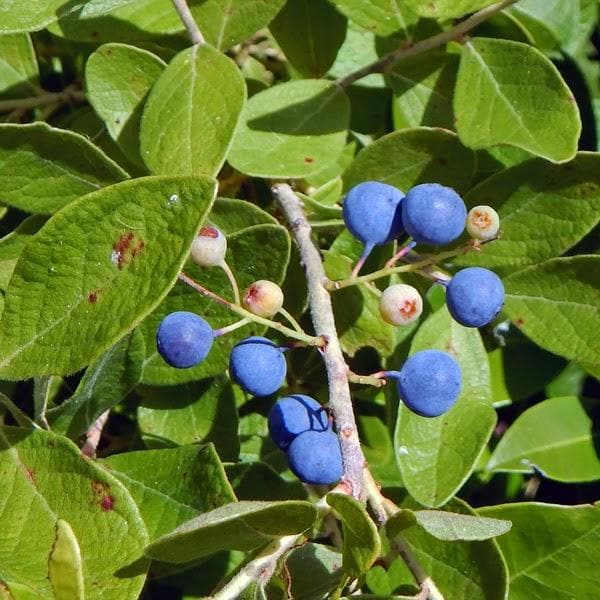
xmin=155 ymin=184 xmax=504 ymax=487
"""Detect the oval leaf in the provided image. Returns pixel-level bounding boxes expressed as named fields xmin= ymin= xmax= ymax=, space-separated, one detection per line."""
xmin=329 ymin=0 xmax=418 ymax=37
xmin=343 ymin=127 xmax=476 ymax=194
xmin=327 ymin=493 xmax=381 ymax=578
xmin=394 ymin=307 xmax=496 ymax=507
xmin=454 ymin=38 xmax=581 ymax=162
xmin=0 ymin=427 xmax=148 ymax=599
xmin=412 ymin=510 xmax=511 ymax=541
xmin=141 ymin=44 xmax=246 ymax=177
xmin=405 ymin=0 xmax=497 ymax=19
xmin=487 ymin=396 xmax=600 ymax=482
xmin=0 ymin=33 xmax=39 ymax=96
xmin=0 ymin=175 xmax=216 ymax=379
xmin=480 ymin=502 xmax=600 ymax=600
xmin=503 ymin=256 xmax=600 ymax=366
xmin=0 ymin=123 xmax=128 ymax=213
xmin=86 ymin=43 xmax=166 ymax=164
xmin=228 ymin=79 xmax=350 ymax=178
xmin=456 ymin=154 xmax=600 ymax=273
xmin=145 ymin=500 xmax=317 ymax=564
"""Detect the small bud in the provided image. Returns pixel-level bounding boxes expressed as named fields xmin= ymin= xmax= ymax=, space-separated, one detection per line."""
xmin=379 ymin=284 xmax=423 ymax=326
xmin=243 ymin=280 xmax=284 ymax=318
xmin=190 ymin=225 xmax=227 ymax=267
xmin=466 ymin=205 xmax=500 ymax=241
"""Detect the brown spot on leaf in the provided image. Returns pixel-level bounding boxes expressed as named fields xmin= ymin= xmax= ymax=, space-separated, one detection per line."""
xmin=515 ymin=318 xmax=524 ymax=327
xmin=87 ymin=289 xmax=101 ymax=304
xmin=25 ymin=467 xmax=35 ymax=483
xmin=112 ymin=231 xmax=145 ymax=269
xmin=101 ymin=495 xmax=115 ymax=511
xmin=303 ymin=157 xmax=315 ymax=163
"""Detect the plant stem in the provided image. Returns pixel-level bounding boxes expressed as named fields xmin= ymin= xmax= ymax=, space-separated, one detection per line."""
xmin=325 ymin=247 xmax=463 ymax=291
xmin=178 ymin=272 xmax=323 ymax=347
xmin=214 ymin=317 xmax=252 ymax=337
xmin=278 ymin=307 xmax=304 ymax=334
xmin=335 ymin=0 xmax=519 ymax=88
xmin=0 ymin=88 xmax=86 ymax=113
xmin=220 ymin=260 xmax=241 ymax=305
xmin=170 ymin=0 xmax=205 ymax=45
xmin=212 ymin=534 xmax=300 ymax=600
xmin=273 ymin=183 xmax=367 ymax=499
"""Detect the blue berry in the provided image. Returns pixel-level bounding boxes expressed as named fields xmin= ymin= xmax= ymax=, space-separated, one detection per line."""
xmin=343 ymin=181 xmax=404 ymax=247
xmin=156 ymin=311 xmax=214 ymax=369
xmin=268 ymin=395 xmax=329 ymax=449
xmin=287 ymin=429 xmax=343 ymax=485
xmin=402 ymin=183 xmax=466 ymax=245
xmin=446 ymin=267 xmax=505 ymax=327
xmin=229 ymin=336 xmax=287 ymax=397
xmin=393 ymin=349 xmax=461 ymax=417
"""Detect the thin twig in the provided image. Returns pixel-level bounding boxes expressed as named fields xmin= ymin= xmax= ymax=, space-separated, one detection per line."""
xmin=273 ymin=183 xmax=366 ymax=499
xmin=0 ymin=88 xmax=86 ymax=113
xmin=212 ymin=534 xmax=299 ymax=600
xmin=170 ymin=0 xmax=205 ymax=45
xmin=335 ymin=0 xmax=519 ymax=88
xmin=178 ymin=272 xmax=323 ymax=346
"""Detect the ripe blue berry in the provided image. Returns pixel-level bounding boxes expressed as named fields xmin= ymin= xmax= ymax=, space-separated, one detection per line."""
xmin=390 ymin=349 xmax=461 ymax=417
xmin=287 ymin=429 xmax=343 ymax=485
xmin=268 ymin=395 xmax=329 ymax=450
xmin=342 ymin=181 xmax=404 ymax=248
xmin=446 ymin=267 xmax=505 ymax=327
xmin=156 ymin=311 xmax=214 ymax=369
xmin=402 ymin=183 xmax=467 ymax=245
xmin=229 ymin=336 xmax=287 ymax=397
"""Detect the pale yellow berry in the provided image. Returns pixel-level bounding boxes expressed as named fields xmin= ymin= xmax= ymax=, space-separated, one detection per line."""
xmin=379 ymin=284 xmax=423 ymax=326
xmin=243 ymin=280 xmax=284 ymax=317
xmin=190 ymin=225 xmax=227 ymax=267
xmin=466 ymin=205 xmax=500 ymax=241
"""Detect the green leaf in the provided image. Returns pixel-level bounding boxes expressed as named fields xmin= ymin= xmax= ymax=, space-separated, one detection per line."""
xmin=140 ymin=45 xmax=246 ymax=177
xmin=0 ymin=34 xmax=38 ymax=97
xmin=270 ymin=0 xmax=346 ymax=78
xmin=0 ymin=123 xmax=128 ymax=213
xmin=410 ymin=510 xmax=511 ymax=541
xmin=47 ymin=330 xmax=144 ymax=439
xmin=189 ymin=0 xmax=286 ymax=50
xmin=487 ymin=396 xmax=600 ymax=482
xmin=286 ymin=543 xmax=344 ymax=600
xmin=228 ymin=79 xmax=350 ymax=178
xmin=0 ymin=427 xmax=148 ymax=599
xmin=456 ymin=154 xmax=600 ymax=273
xmin=145 ymin=500 xmax=317 ymax=564
xmin=100 ymin=444 xmax=236 ymax=541
xmin=0 ymin=1 xmax=76 ymax=33
xmin=455 ymin=38 xmax=581 ymax=163
xmin=86 ymin=43 xmax=166 ymax=165
xmin=503 ymin=256 xmax=600 ymax=365
xmin=138 ymin=377 xmax=239 ymax=461
xmin=48 ymin=520 xmax=85 ymax=600
xmin=0 ymin=215 xmax=47 ymax=290
xmin=225 ymin=462 xmax=307 ymax=501
xmin=0 ymin=175 xmax=215 ymax=379
xmin=394 ymin=307 xmax=496 ymax=507
xmin=140 ymin=200 xmax=290 ymax=385
xmin=343 ymin=127 xmax=476 ymax=195
xmin=328 ymin=0 xmax=417 ymax=37
xmin=390 ymin=497 xmax=509 ymax=600
xmin=327 ymin=493 xmax=381 ymax=578
xmin=359 ymin=414 xmax=402 ymax=487
xmin=389 ymin=48 xmax=459 ymax=131
xmin=404 ymin=0 xmax=497 ymax=19
xmin=479 ymin=502 xmax=600 ymax=600
xmin=49 ymin=0 xmax=181 ymax=43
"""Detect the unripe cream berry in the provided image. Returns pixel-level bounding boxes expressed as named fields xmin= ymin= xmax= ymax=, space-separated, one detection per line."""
xmin=379 ymin=284 xmax=423 ymax=326
xmin=190 ymin=225 xmax=227 ymax=267
xmin=243 ymin=280 xmax=284 ymax=317
xmin=466 ymin=205 xmax=500 ymax=241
